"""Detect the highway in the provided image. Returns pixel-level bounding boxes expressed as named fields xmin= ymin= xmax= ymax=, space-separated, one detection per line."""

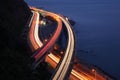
xmin=32 ymin=12 xmax=62 ymax=61
xmin=26 ymin=6 xmax=115 ymax=80
xmin=46 ymin=53 xmax=107 ymax=80
xmin=51 ymin=14 xmax=75 ymax=80
xmin=34 ymin=12 xmax=43 ymax=48
xmin=28 ymin=8 xmax=62 ymax=63
xmin=32 ymin=7 xmax=75 ymax=79
xmin=29 ymin=7 xmax=75 ymax=79
xmin=46 ymin=53 xmax=89 ymax=80
xmin=28 ymin=7 xmax=111 ymax=80
xmin=28 ymin=11 xmax=43 ymax=51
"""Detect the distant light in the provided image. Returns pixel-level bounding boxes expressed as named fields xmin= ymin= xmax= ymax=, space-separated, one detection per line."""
xmin=92 ymin=69 xmax=95 ymax=72
xmin=44 ymin=39 xmax=48 ymax=42
xmin=60 ymin=51 xmax=64 ymax=54
xmin=40 ymin=20 xmax=46 ymax=26
xmin=54 ymin=46 xmax=58 ymax=50
xmin=66 ymin=17 xmax=69 ymax=20
xmin=54 ymin=44 xmax=58 ymax=50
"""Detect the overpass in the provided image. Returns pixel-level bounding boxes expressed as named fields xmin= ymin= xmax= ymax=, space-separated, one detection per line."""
xmin=28 ymin=9 xmax=62 ymax=68
xmin=30 ymin=8 xmax=76 ymax=79
xmin=46 ymin=53 xmax=107 ymax=80
xmin=28 ymin=7 xmax=112 ymax=80
xmin=50 ymin=13 xmax=75 ymax=80
xmin=28 ymin=11 xmax=43 ymax=51
xmin=28 ymin=7 xmax=75 ymax=79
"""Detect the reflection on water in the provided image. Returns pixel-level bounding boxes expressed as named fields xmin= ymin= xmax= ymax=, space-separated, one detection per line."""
xmin=25 ymin=0 xmax=120 ymax=79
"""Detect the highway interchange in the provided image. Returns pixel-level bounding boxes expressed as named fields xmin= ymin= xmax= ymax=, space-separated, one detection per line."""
xmin=27 ymin=7 xmax=112 ymax=80
xmin=28 ymin=8 xmax=75 ymax=79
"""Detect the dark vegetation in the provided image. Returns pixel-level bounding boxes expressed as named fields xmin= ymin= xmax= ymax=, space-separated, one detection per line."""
xmin=69 ymin=19 xmax=75 ymax=26
xmin=0 ymin=0 xmax=50 ymax=80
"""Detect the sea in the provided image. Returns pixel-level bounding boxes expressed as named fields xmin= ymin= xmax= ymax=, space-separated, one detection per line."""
xmin=25 ymin=0 xmax=120 ymax=79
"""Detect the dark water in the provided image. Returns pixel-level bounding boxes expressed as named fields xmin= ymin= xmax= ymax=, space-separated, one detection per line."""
xmin=25 ymin=0 xmax=120 ymax=79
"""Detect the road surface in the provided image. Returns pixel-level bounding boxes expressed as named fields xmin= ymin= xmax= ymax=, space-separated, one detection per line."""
xmin=51 ymin=13 xmax=75 ymax=80
xmin=29 ymin=8 xmax=75 ymax=79
xmin=46 ymin=53 xmax=107 ymax=80
xmin=28 ymin=11 xmax=43 ymax=51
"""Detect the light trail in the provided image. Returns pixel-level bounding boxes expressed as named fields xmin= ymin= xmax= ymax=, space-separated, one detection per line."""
xmin=34 ymin=12 xmax=43 ymax=48
xmin=28 ymin=11 xmax=40 ymax=51
xmin=29 ymin=7 xmax=112 ymax=80
xmin=47 ymin=53 xmax=89 ymax=80
xmin=51 ymin=13 xmax=75 ymax=80
xmin=33 ymin=14 xmax=62 ymax=61
xmin=35 ymin=8 xmax=75 ymax=79
xmin=29 ymin=8 xmax=62 ymax=63
xmin=71 ymin=70 xmax=88 ymax=80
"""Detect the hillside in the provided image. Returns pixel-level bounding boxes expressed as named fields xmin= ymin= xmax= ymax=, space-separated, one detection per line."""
xmin=0 ymin=0 xmax=32 ymax=80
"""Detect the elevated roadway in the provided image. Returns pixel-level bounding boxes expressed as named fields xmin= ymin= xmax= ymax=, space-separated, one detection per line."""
xmin=28 ymin=7 xmax=113 ymax=80
xmin=28 ymin=11 xmax=43 ymax=51
xmin=28 ymin=8 xmax=62 ymax=67
xmin=29 ymin=7 xmax=75 ymax=79
xmin=50 ymin=14 xmax=75 ymax=80
xmin=31 ymin=11 xmax=62 ymax=62
xmin=46 ymin=53 xmax=106 ymax=80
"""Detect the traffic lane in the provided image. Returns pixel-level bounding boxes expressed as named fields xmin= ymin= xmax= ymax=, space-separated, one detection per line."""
xmin=34 ymin=12 xmax=43 ymax=48
xmin=52 ymin=15 xmax=75 ymax=80
xmin=33 ymin=13 xmax=62 ymax=61
xmin=46 ymin=53 xmax=104 ymax=80
xmin=28 ymin=11 xmax=40 ymax=51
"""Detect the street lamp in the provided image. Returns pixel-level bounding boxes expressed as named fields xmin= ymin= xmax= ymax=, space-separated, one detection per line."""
xmin=92 ymin=69 xmax=96 ymax=80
